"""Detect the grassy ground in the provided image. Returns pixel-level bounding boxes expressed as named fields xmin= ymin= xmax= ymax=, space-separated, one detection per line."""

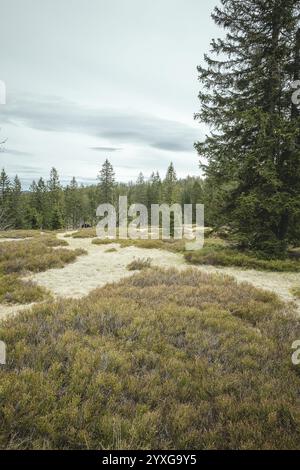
xmin=0 ymin=232 xmax=87 ymax=305
xmin=291 ymin=286 xmax=300 ymax=299
xmin=0 ymin=274 xmax=49 ymax=304
xmin=92 ymin=236 xmax=185 ymax=252
xmin=1 ymin=268 xmax=300 ymax=449
xmin=0 ymin=230 xmax=52 ymax=239
xmin=0 ymin=274 xmax=50 ymax=304
xmin=69 ymin=227 xmax=186 ymax=253
xmin=0 ymin=238 xmax=85 ymax=275
xmin=184 ymin=243 xmax=300 ymax=272
xmin=91 ymin=233 xmax=300 ymax=272
xmin=65 ymin=228 xmax=97 ymax=238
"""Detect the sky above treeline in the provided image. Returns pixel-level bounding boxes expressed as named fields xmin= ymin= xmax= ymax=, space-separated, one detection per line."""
xmin=0 ymin=0 xmax=220 ymax=188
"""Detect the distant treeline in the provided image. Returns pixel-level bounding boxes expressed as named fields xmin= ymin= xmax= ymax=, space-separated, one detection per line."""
xmin=0 ymin=160 xmax=215 ymax=230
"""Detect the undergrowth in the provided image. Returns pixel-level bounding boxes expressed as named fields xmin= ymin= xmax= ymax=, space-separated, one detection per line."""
xmin=0 ymin=268 xmax=300 ymax=449
xmin=0 ymin=232 xmax=86 ymax=305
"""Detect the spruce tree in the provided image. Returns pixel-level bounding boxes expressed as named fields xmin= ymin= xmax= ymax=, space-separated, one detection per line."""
xmin=48 ymin=168 xmax=63 ymax=206
xmin=0 ymin=168 xmax=11 ymax=207
xmin=36 ymin=177 xmax=48 ymax=228
xmin=98 ymin=159 xmax=115 ymax=204
xmin=195 ymin=0 xmax=300 ymax=257
xmin=148 ymin=171 xmax=162 ymax=206
xmin=0 ymin=168 xmax=12 ymax=228
xmin=134 ymin=172 xmax=148 ymax=206
xmin=11 ymin=175 xmax=23 ymax=228
xmin=30 ymin=178 xmax=48 ymax=229
xmin=50 ymin=205 xmax=64 ymax=230
xmin=163 ymin=163 xmax=179 ymax=237
xmin=47 ymin=168 xmax=65 ymax=228
xmin=163 ymin=163 xmax=178 ymax=205
xmin=65 ymin=177 xmax=82 ymax=228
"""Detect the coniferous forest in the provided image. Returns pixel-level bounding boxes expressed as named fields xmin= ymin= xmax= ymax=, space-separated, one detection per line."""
xmin=0 ymin=162 xmax=205 ymax=230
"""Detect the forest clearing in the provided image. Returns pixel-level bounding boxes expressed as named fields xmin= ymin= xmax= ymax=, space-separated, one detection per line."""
xmin=0 ymin=231 xmax=299 ymax=320
xmin=1 ymin=0 xmax=300 ymax=457
xmin=0 ymin=229 xmax=300 ymax=449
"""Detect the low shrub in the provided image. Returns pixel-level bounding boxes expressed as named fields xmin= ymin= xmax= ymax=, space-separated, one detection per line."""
xmin=291 ymin=286 xmax=300 ymax=299
xmin=43 ymin=238 xmax=69 ymax=247
xmin=92 ymin=237 xmax=185 ymax=252
xmin=68 ymin=228 xmax=96 ymax=238
xmin=0 ymin=274 xmax=50 ymax=304
xmin=0 ymin=240 xmax=86 ymax=274
xmin=0 ymin=233 xmax=86 ymax=310
xmin=185 ymin=245 xmax=300 ymax=272
xmin=126 ymin=257 xmax=152 ymax=271
xmin=0 ymin=268 xmax=300 ymax=449
xmin=0 ymin=230 xmax=51 ymax=239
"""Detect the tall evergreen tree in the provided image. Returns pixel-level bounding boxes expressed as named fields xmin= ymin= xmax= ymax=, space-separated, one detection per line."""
xmin=11 ymin=175 xmax=23 ymax=228
xmin=47 ymin=168 xmax=65 ymax=229
xmin=65 ymin=177 xmax=82 ymax=228
xmin=162 ymin=163 xmax=179 ymax=237
xmin=195 ymin=0 xmax=300 ymax=256
xmin=163 ymin=163 xmax=178 ymax=205
xmin=98 ymin=159 xmax=115 ymax=204
xmin=29 ymin=178 xmax=49 ymax=228
xmin=48 ymin=167 xmax=63 ymax=204
xmin=134 ymin=172 xmax=148 ymax=206
xmin=148 ymin=171 xmax=162 ymax=206
xmin=0 ymin=168 xmax=11 ymax=207
xmin=0 ymin=168 xmax=12 ymax=228
xmin=36 ymin=177 xmax=49 ymax=228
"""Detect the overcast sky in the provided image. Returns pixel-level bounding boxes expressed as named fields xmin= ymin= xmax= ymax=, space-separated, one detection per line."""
xmin=0 ymin=0 xmax=220 ymax=187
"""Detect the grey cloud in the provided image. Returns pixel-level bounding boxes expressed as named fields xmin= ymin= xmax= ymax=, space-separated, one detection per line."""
xmin=151 ymin=141 xmax=194 ymax=152
xmin=90 ymin=146 xmax=122 ymax=152
xmin=2 ymin=95 xmax=200 ymax=153
xmin=7 ymin=164 xmax=43 ymax=175
xmin=0 ymin=147 xmax=34 ymax=157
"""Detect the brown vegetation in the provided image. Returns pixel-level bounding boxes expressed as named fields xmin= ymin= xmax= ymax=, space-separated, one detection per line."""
xmin=1 ymin=268 xmax=300 ymax=449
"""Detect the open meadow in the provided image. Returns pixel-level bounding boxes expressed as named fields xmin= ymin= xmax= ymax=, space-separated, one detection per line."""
xmin=0 ymin=229 xmax=300 ymax=449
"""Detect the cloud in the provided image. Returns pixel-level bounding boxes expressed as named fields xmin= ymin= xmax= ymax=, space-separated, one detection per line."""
xmin=150 ymin=140 xmax=194 ymax=152
xmin=90 ymin=146 xmax=122 ymax=152
xmin=1 ymin=94 xmax=200 ymax=153
xmin=0 ymin=147 xmax=34 ymax=157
